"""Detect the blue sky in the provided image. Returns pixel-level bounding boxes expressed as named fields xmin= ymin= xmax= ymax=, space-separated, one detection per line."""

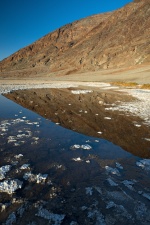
xmin=0 ymin=0 xmax=133 ymax=61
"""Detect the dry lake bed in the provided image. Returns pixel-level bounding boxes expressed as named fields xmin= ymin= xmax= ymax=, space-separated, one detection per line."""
xmin=0 ymin=81 xmax=150 ymax=225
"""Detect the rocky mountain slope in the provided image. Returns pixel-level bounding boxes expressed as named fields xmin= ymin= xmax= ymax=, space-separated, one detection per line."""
xmin=0 ymin=0 xmax=150 ymax=77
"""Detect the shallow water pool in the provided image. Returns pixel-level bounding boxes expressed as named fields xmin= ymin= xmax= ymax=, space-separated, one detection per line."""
xmin=0 ymin=95 xmax=150 ymax=225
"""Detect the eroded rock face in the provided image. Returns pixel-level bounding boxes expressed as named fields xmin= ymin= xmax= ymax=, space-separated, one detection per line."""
xmin=0 ymin=0 xmax=150 ymax=77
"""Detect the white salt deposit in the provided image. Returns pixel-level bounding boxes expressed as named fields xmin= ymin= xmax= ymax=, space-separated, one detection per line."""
xmin=54 ymin=164 xmax=63 ymax=169
xmin=0 ymin=179 xmax=23 ymax=194
xmin=144 ymin=138 xmax=150 ymax=141
xmin=70 ymin=144 xmax=92 ymax=150
xmin=0 ymin=83 xmax=80 ymax=94
xmin=20 ymin=164 xmax=30 ymax=170
xmin=72 ymin=157 xmax=82 ymax=162
xmin=15 ymin=154 xmax=23 ymax=159
xmin=0 ymin=83 xmax=118 ymax=117
xmin=23 ymin=172 xmax=48 ymax=183
xmin=106 ymin=89 xmax=150 ymax=126
xmin=7 ymin=136 xmax=17 ymax=143
xmin=134 ymin=124 xmax=141 ymax=127
xmin=0 ymin=203 xmax=8 ymax=212
xmin=71 ymin=90 xmax=93 ymax=94
xmin=81 ymin=144 xmax=92 ymax=150
xmin=71 ymin=144 xmax=80 ymax=149
xmin=0 ymin=165 xmax=11 ymax=180
xmin=32 ymin=137 xmax=39 ymax=141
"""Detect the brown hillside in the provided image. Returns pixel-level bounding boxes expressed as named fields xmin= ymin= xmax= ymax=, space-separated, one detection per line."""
xmin=0 ymin=0 xmax=150 ymax=77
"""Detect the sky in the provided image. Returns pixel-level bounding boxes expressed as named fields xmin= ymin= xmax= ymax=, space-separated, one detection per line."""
xmin=0 ymin=0 xmax=133 ymax=61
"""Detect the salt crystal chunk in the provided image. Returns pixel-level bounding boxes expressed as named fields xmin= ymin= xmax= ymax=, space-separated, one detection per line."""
xmin=23 ymin=172 xmax=48 ymax=183
xmin=72 ymin=157 xmax=82 ymax=162
xmin=15 ymin=154 xmax=23 ymax=159
xmin=0 ymin=179 xmax=23 ymax=194
xmin=0 ymin=165 xmax=11 ymax=180
xmin=81 ymin=144 xmax=92 ymax=150
xmin=20 ymin=164 xmax=30 ymax=170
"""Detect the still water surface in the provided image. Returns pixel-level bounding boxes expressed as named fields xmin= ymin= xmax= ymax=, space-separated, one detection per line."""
xmin=0 ymin=95 xmax=150 ymax=225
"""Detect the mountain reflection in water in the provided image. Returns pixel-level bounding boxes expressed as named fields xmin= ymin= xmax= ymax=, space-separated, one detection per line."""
xmin=5 ymin=87 xmax=150 ymax=158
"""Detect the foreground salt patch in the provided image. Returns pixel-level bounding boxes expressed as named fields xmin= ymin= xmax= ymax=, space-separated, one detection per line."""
xmin=136 ymin=159 xmax=150 ymax=171
xmin=0 ymin=179 xmax=23 ymax=194
xmin=23 ymin=172 xmax=48 ymax=183
xmin=36 ymin=206 xmax=65 ymax=224
xmin=0 ymin=165 xmax=11 ymax=180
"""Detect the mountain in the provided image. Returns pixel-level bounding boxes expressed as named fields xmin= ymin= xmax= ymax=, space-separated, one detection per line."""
xmin=0 ymin=0 xmax=150 ymax=78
